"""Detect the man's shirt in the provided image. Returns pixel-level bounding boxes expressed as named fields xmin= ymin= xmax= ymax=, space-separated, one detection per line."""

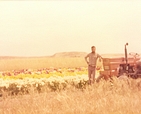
xmin=85 ymin=52 xmax=101 ymax=66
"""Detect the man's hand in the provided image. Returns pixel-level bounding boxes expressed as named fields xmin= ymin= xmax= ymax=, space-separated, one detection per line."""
xmin=87 ymin=61 xmax=89 ymax=65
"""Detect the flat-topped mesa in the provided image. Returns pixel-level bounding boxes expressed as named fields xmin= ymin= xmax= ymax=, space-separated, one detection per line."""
xmin=52 ymin=52 xmax=88 ymax=57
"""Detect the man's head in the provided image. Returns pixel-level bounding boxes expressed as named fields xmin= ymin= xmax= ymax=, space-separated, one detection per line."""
xmin=91 ymin=46 xmax=96 ymax=53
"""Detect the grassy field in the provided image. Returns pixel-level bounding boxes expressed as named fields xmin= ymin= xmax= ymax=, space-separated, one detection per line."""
xmin=0 ymin=55 xmax=141 ymax=114
xmin=0 ymin=78 xmax=141 ymax=114
xmin=0 ymin=57 xmax=87 ymax=71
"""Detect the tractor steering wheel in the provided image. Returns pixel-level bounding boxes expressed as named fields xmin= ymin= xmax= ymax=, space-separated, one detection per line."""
xmin=129 ymin=52 xmax=140 ymax=57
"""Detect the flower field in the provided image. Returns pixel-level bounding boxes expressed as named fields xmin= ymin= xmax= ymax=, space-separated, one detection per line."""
xmin=0 ymin=67 xmax=102 ymax=96
xmin=1 ymin=66 xmax=141 ymax=114
xmin=1 ymin=72 xmax=141 ymax=114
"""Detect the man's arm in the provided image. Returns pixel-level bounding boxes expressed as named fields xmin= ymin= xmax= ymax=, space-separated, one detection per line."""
xmin=85 ymin=54 xmax=89 ymax=65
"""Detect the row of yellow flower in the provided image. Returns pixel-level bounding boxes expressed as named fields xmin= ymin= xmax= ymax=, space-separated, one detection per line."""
xmin=0 ymin=68 xmax=102 ymax=95
xmin=0 ymin=70 xmax=88 ymax=80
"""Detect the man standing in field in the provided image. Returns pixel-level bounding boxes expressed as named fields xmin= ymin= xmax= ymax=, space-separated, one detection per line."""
xmin=85 ymin=46 xmax=102 ymax=84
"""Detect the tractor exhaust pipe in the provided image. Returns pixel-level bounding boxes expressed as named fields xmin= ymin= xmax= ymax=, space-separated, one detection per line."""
xmin=125 ymin=43 xmax=128 ymax=73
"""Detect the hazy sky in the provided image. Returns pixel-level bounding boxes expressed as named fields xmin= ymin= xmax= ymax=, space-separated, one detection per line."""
xmin=0 ymin=1 xmax=141 ymax=56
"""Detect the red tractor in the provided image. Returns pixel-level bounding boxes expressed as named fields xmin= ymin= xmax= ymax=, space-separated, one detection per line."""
xmin=99 ymin=43 xmax=141 ymax=79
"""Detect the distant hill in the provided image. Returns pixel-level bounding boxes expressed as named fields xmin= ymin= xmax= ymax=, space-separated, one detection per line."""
xmin=0 ymin=52 xmax=140 ymax=58
xmin=0 ymin=56 xmax=23 ymax=59
xmin=52 ymin=52 xmax=88 ymax=57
